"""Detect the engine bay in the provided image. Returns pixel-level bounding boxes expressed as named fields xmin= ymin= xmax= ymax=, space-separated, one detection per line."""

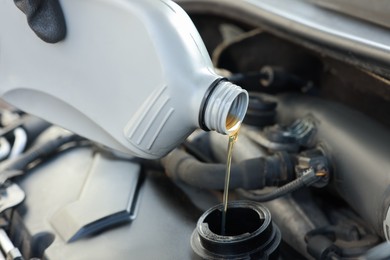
xmin=0 ymin=0 xmax=389 ymax=259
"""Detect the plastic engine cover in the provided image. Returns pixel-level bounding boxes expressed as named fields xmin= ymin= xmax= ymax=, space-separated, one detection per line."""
xmin=9 ymin=142 xmax=200 ymax=259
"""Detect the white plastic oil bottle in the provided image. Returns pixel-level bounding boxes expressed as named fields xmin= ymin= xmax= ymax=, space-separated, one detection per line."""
xmin=0 ymin=0 xmax=248 ymax=159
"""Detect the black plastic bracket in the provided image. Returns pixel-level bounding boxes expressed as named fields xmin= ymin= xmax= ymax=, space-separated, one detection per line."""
xmin=14 ymin=0 xmax=67 ymax=43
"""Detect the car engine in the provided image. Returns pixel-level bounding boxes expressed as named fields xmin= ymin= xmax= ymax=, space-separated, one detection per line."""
xmin=0 ymin=0 xmax=389 ymax=259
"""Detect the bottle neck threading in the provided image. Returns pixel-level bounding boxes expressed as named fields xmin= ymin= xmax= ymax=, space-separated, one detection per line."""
xmin=199 ymin=79 xmax=248 ymax=135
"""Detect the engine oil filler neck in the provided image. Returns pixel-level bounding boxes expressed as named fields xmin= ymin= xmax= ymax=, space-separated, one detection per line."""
xmin=191 ymin=201 xmax=281 ymax=259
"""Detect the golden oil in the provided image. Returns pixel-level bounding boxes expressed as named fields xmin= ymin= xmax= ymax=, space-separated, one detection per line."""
xmin=221 ymin=115 xmax=240 ymax=235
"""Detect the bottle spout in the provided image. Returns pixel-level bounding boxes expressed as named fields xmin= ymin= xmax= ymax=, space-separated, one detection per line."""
xmin=200 ymin=79 xmax=249 ymax=135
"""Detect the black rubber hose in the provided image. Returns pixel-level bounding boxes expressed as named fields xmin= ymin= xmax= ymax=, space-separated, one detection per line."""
xmin=227 ymin=66 xmax=311 ymax=89
xmin=0 ymin=134 xmax=83 ymax=172
xmin=227 ymin=71 xmax=267 ymax=85
xmin=161 ymin=148 xmax=293 ymax=190
xmin=20 ymin=116 xmax=52 ymax=148
xmin=236 ymin=169 xmax=322 ymax=202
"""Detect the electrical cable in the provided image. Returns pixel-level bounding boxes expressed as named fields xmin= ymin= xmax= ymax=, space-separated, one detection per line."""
xmin=236 ymin=168 xmax=325 ymax=202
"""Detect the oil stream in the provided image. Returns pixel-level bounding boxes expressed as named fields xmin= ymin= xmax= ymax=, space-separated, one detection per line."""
xmin=221 ymin=130 xmax=239 ymax=235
